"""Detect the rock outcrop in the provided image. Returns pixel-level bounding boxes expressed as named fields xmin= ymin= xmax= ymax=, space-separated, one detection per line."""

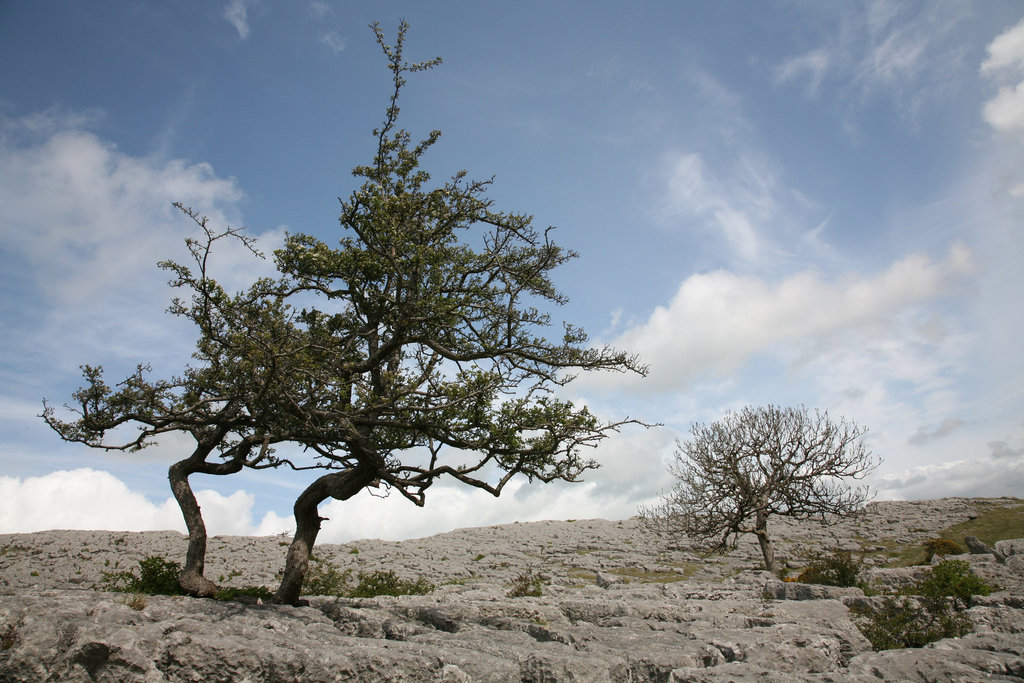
xmin=1 ymin=497 xmax=1022 ymax=681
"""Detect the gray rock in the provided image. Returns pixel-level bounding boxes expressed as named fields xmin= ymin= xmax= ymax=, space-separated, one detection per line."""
xmin=0 ymin=498 xmax=1022 ymax=682
xmin=965 ymin=534 xmax=1007 ymax=563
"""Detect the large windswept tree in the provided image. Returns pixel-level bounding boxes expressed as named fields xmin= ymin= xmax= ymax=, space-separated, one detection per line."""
xmin=43 ymin=207 xmax=332 ymax=596
xmin=271 ymin=22 xmax=648 ymax=604
xmin=45 ymin=21 xmax=647 ymax=604
xmin=640 ymin=405 xmax=877 ymax=574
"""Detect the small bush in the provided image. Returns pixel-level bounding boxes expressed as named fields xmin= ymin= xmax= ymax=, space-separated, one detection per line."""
xmin=917 ymin=559 xmax=992 ymax=606
xmin=101 ymin=555 xmax=182 ymax=595
xmin=851 ymin=559 xmax=993 ymax=650
xmin=851 ymin=595 xmax=972 ymax=650
xmin=348 ymin=570 xmax=434 ymax=598
xmin=507 ymin=567 xmax=545 ymax=598
xmin=301 ymin=557 xmax=353 ymax=596
xmin=301 ymin=557 xmax=434 ymax=598
xmin=797 ymin=550 xmax=863 ymax=587
xmin=922 ymin=538 xmax=964 ymax=564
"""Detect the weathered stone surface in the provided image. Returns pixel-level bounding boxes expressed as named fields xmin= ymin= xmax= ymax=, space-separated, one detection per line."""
xmin=0 ymin=497 xmax=1022 ymax=681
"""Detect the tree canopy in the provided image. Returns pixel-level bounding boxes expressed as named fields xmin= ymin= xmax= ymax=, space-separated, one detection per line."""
xmin=44 ymin=20 xmax=648 ymax=604
xmin=640 ymin=405 xmax=877 ymax=573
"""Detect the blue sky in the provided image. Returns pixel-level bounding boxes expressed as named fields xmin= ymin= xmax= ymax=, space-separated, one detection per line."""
xmin=2 ymin=1 xmax=1023 ymax=542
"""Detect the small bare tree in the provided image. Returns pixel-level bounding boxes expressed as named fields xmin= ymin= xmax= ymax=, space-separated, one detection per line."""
xmin=640 ymin=405 xmax=877 ymax=573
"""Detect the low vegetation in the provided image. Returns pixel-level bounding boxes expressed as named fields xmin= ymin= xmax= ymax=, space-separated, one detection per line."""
xmin=850 ymin=560 xmax=993 ymax=651
xmin=507 ymin=567 xmax=545 ymax=598
xmin=301 ymin=557 xmax=434 ymax=598
xmin=796 ymin=549 xmax=864 ymax=588
xmin=101 ymin=556 xmax=182 ymax=596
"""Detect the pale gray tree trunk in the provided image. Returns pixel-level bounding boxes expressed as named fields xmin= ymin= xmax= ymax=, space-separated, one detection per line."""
xmin=754 ymin=509 xmax=778 ymax=574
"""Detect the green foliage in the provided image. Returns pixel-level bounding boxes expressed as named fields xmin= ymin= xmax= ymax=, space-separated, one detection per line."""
xmin=347 ymin=570 xmax=434 ymax=598
xmin=101 ymin=555 xmax=182 ymax=595
xmin=851 ymin=559 xmax=993 ymax=650
xmin=301 ymin=557 xmax=434 ymax=598
xmin=922 ymin=538 xmax=964 ymax=564
xmin=301 ymin=557 xmax=353 ymax=596
xmin=797 ymin=549 xmax=864 ymax=587
xmin=507 ymin=567 xmax=545 ymax=598
xmin=916 ymin=559 xmax=992 ymax=605
xmin=851 ymin=594 xmax=973 ymax=650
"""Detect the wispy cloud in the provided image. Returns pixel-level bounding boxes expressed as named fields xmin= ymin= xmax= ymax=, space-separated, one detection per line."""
xmin=654 ymin=150 xmax=824 ymax=268
xmin=320 ymin=31 xmax=346 ymax=54
xmin=224 ymin=0 xmax=251 ymax=40
xmin=307 ymin=1 xmax=331 ymax=19
xmin=773 ymin=1 xmax=970 ymax=126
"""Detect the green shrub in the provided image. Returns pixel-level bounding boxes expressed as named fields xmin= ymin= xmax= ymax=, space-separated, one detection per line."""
xmin=851 ymin=595 xmax=973 ymax=650
xmin=101 ymin=555 xmax=182 ymax=595
xmin=797 ymin=549 xmax=863 ymax=587
xmin=507 ymin=567 xmax=545 ymax=598
xmin=851 ymin=559 xmax=993 ymax=650
xmin=301 ymin=557 xmax=434 ymax=598
xmin=922 ymin=538 xmax=964 ymax=564
xmin=916 ymin=559 xmax=992 ymax=606
xmin=348 ymin=570 xmax=434 ymax=598
xmin=301 ymin=556 xmax=354 ymax=596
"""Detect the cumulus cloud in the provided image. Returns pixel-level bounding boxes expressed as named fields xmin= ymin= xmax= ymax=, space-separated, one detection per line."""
xmin=588 ymin=243 xmax=973 ymax=394
xmin=0 ymin=469 xmax=290 ymax=536
xmin=981 ymin=18 xmax=1024 ymax=139
xmin=0 ymin=112 xmax=281 ymax=380
xmin=224 ymin=0 xmax=251 ymax=39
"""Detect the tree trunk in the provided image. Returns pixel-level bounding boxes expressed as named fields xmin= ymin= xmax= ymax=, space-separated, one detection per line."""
xmin=276 ymin=466 xmax=378 ymax=606
xmin=166 ymin=437 xmax=248 ymax=598
xmin=168 ymin=457 xmax=218 ymax=598
xmin=754 ymin=510 xmax=777 ymax=574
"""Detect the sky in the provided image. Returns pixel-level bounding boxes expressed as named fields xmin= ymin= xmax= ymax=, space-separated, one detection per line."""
xmin=2 ymin=1 xmax=1023 ymax=544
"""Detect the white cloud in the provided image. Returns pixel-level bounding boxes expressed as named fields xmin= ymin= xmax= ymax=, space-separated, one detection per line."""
xmin=874 ymin=452 xmax=1024 ymax=500
xmin=0 ymin=468 xmax=290 ymax=536
xmin=307 ymin=1 xmax=331 ymax=19
xmin=0 ymin=113 xmax=281 ymax=380
xmin=224 ymin=0 xmax=251 ymax=40
xmin=774 ymin=49 xmax=832 ymax=97
xmin=774 ymin=2 xmax=970 ymax=125
xmin=657 ymin=151 xmax=810 ymax=266
xmin=321 ymin=31 xmax=346 ymax=54
xmin=981 ymin=19 xmax=1024 ymax=139
xmin=980 ymin=18 xmax=1024 ymax=75
xmin=589 ymin=244 xmax=973 ymax=394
